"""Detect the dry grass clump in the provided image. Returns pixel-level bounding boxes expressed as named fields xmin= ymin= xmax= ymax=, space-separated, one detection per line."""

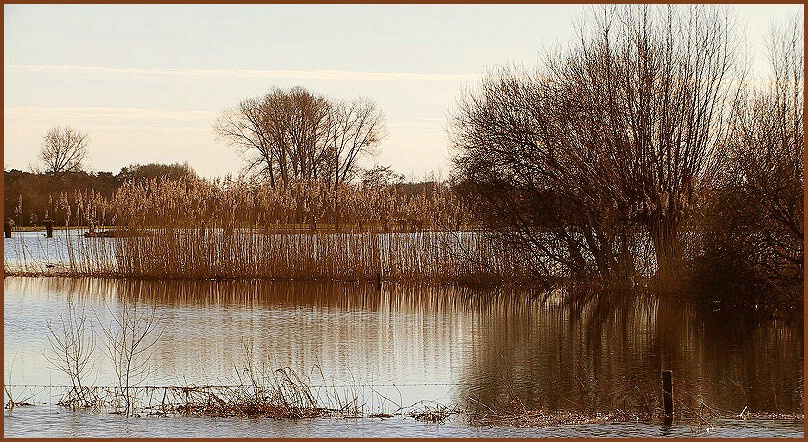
xmin=38 ymin=378 xmax=337 ymax=420
xmin=4 ymin=355 xmax=38 ymax=410
xmin=466 ymin=392 xmax=638 ymax=428
xmin=151 ymin=377 xmax=337 ymax=419
xmin=143 ymin=340 xmax=366 ymax=419
xmin=152 ymin=339 xmax=338 ymax=418
xmin=3 ymin=386 xmax=35 ymax=410
xmin=54 ymin=387 xmax=103 ymax=411
xmin=405 ymin=401 xmax=462 ymax=423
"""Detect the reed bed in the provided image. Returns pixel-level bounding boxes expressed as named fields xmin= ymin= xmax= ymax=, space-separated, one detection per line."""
xmin=114 ymin=229 xmax=531 ymax=282
xmin=3 ymin=229 xmax=118 ymax=276
xmin=39 ymin=176 xmax=469 ymax=234
xmin=5 ymin=228 xmax=536 ymax=284
xmin=4 ymin=176 xmax=535 ymax=284
xmin=4 ymin=175 xmax=655 ymax=287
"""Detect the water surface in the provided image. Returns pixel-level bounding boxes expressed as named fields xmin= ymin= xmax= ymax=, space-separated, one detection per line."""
xmin=3 ymin=276 xmax=803 ymax=437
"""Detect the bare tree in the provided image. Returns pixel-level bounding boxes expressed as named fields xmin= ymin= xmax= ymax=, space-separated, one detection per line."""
xmin=44 ymin=297 xmax=99 ymax=410
xmin=326 ymin=97 xmax=385 ymax=187
xmin=325 ymin=97 xmax=385 ymax=224
xmin=452 ymin=5 xmax=740 ymax=286
xmin=452 ymin=68 xmax=601 ymax=281
xmin=214 ymin=87 xmax=331 ymax=186
xmin=704 ymin=12 xmax=804 ymax=292
xmin=214 ymin=96 xmax=271 ymax=181
xmin=99 ymin=297 xmax=163 ymax=416
xmin=214 ymin=86 xmax=383 ymax=188
xmin=38 ymin=126 xmax=89 ymax=174
xmin=556 ymin=5 xmax=739 ymax=278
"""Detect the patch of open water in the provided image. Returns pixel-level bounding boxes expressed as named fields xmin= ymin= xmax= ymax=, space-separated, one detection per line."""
xmin=3 ymin=276 xmax=804 ymax=437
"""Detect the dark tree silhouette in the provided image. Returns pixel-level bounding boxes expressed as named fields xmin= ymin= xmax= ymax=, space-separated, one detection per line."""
xmin=117 ymin=162 xmax=198 ymax=183
xmin=702 ymin=12 xmax=804 ymax=296
xmin=452 ymin=5 xmax=740 ymax=285
xmin=38 ymin=126 xmax=89 ymax=174
xmin=214 ymin=86 xmax=384 ymax=188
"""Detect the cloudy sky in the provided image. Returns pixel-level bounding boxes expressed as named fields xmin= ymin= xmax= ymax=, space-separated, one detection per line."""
xmin=4 ymin=4 xmax=803 ymax=179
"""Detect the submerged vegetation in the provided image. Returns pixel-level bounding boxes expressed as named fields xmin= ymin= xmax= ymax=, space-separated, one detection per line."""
xmin=29 ymin=293 xmax=803 ymax=426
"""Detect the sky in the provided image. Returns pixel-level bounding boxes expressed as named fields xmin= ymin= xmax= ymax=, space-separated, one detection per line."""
xmin=4 ymin=4 xmax=804 ymax=180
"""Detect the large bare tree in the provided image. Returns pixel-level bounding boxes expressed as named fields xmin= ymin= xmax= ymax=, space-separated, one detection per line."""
xmin=705 ymin=12 xmax=804 ymax=291
xmin=324 ymin=97 xmax=385 ymax=224
xmin=452 ymin=5 xmax=740 ymax=285
xmin=214 ymin=87 xmax=329 ymax=186
xmin=556 ymin=5 xmax=739 ymax=279
xmin=214 ymin=86 xmax=384 ymax=188
xmin=326 ymin=97 xmax=385 ymax=187
xmin=38 ymin=126 xmax=89 ymax=174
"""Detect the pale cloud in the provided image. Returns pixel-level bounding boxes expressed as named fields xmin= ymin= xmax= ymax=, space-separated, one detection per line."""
xmin=4 ymin=106 xmax=216 ymax=126
xmin=388 ymin=118 xmax=447 ymax=133
xmin=5 ymin=64 xmax=478 ymax=82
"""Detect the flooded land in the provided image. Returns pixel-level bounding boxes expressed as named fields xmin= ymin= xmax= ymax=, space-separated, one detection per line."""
xmin=5 ymin=3 xmax=803 ymax=438
xmin=4 ymin=274 xmax=803 ymax=437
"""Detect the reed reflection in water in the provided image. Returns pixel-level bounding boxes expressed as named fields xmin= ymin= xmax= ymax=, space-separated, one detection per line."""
xmin=3 ymin=276 xmax=802 ymax=417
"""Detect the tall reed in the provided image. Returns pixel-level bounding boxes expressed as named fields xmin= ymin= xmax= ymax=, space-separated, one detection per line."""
xmin=112 ymin=228 xmax=530 ymax=283
xmin=5 ymin=176 xmax=538 ymax=285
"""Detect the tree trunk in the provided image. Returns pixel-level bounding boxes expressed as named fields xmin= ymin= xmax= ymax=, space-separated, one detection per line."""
xmin=650 ymin=213 xmax=683 ymax=284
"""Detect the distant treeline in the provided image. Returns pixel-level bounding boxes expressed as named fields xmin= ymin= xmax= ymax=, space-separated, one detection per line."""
xmin=4 ymin=162 xmax=198 ymax=226
xmin=4 ymin=163 xmax=469 ymax=232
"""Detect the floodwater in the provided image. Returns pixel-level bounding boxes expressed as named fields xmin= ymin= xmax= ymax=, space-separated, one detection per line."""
xmin=3 ymin=230 xmax=98 ymax=273
xmin=2 ymin=228 xmax=489 ymax=276
xmin=3 ymin=274 xmax=803 ymax=437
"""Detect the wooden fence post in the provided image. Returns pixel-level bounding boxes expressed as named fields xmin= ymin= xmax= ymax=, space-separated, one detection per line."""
xmin=44 ymin=219 xmax=54 ymax=238
xmin=662 ymin=369 xmax=674 ymax=424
